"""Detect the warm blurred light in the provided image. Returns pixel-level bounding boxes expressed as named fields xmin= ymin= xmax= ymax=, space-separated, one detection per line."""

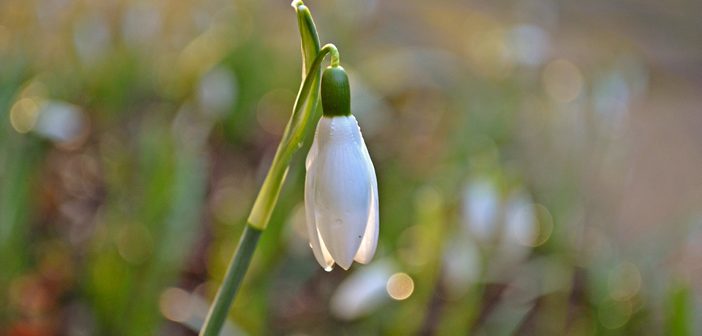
xmin=542 ymin=59 xmax=583 ymax=102
xmin=608 ymin=262 xmax=641 ymax=301
xmin=10 ymin=98 xmax=40 ymax=133
xmin=159 ymin=287 xmax=193 ymax=322
xmin=386 ymin=272 xmax=414 ymax=301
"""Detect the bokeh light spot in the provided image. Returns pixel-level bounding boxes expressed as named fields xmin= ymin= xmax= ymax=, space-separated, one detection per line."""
xmin=10 ymin=98 xmax=40 ymax=133
xmin=159 ymin=287 xmax=192 ymax=322
xmin=386 ymin=272 xmax=414 ymax=301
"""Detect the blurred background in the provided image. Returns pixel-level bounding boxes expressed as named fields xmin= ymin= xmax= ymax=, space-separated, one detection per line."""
xmin=1 ymin=0 xmax=702 ymax=335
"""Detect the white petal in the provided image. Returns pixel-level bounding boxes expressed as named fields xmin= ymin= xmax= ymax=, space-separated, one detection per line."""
xmin=305 ymin=125 xmax=320 ymax=170
xmin=354 ymin=140 xmax=379 ymax=264
xmin=315 ymin=226 xmax=335 ymax=272
xmin=305 ymin=136 xmax=334 ymax=271
xmin=313 ymin=116 xmax=371 ymax=270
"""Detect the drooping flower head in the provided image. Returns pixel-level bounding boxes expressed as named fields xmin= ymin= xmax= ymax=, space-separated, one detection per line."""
xmin=305 ymin=65 xmax=379 ymax=271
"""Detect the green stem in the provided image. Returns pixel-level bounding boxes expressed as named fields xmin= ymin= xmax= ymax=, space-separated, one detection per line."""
xmin=329 ymin=47 xmax=340 ymax=67
xmin=199 ymin=6 xmax=339 ymax=335
xmin=198 ymin=225 xmax=261 ymax=336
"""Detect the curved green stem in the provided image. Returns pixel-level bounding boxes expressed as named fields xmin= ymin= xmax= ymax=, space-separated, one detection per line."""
xmin=247 ymin=43 xmax=338 ymax=231
xmin=329 ymin=46 xmax=340 ymax=67
xmin=200 ymin=46 xmax=337 ymax=334
xmin=199 ymin=3 xmax=339 ymax=335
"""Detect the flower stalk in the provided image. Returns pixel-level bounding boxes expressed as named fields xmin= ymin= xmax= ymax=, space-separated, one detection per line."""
xmin=199 ymin=2 xmax=338 ymax=335
xmin=248 ymin=43 xmax=339 ymax=230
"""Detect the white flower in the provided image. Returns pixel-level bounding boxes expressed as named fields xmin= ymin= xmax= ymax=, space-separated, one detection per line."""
xmin=305 ymin=115 xmax=379 ymax=271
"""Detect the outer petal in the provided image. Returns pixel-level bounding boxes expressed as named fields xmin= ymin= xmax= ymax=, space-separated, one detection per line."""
xmin=313 ymin=116 xmax=372 ymax=270
xmin=305 ymin=131 xmax=335 ymax=271
xmin=354 ymin=138 xmax=379 ymax=264
xmin=305 ymin=125 xmax=319 ymax=170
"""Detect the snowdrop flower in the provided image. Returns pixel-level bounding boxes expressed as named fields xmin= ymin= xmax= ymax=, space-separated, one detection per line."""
xmin=305 ymin=65 xmax=379 ymax=271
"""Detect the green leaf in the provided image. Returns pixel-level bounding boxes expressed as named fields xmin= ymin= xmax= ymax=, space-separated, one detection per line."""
xmin=293 ymin=1 xmax=321 ymax=76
